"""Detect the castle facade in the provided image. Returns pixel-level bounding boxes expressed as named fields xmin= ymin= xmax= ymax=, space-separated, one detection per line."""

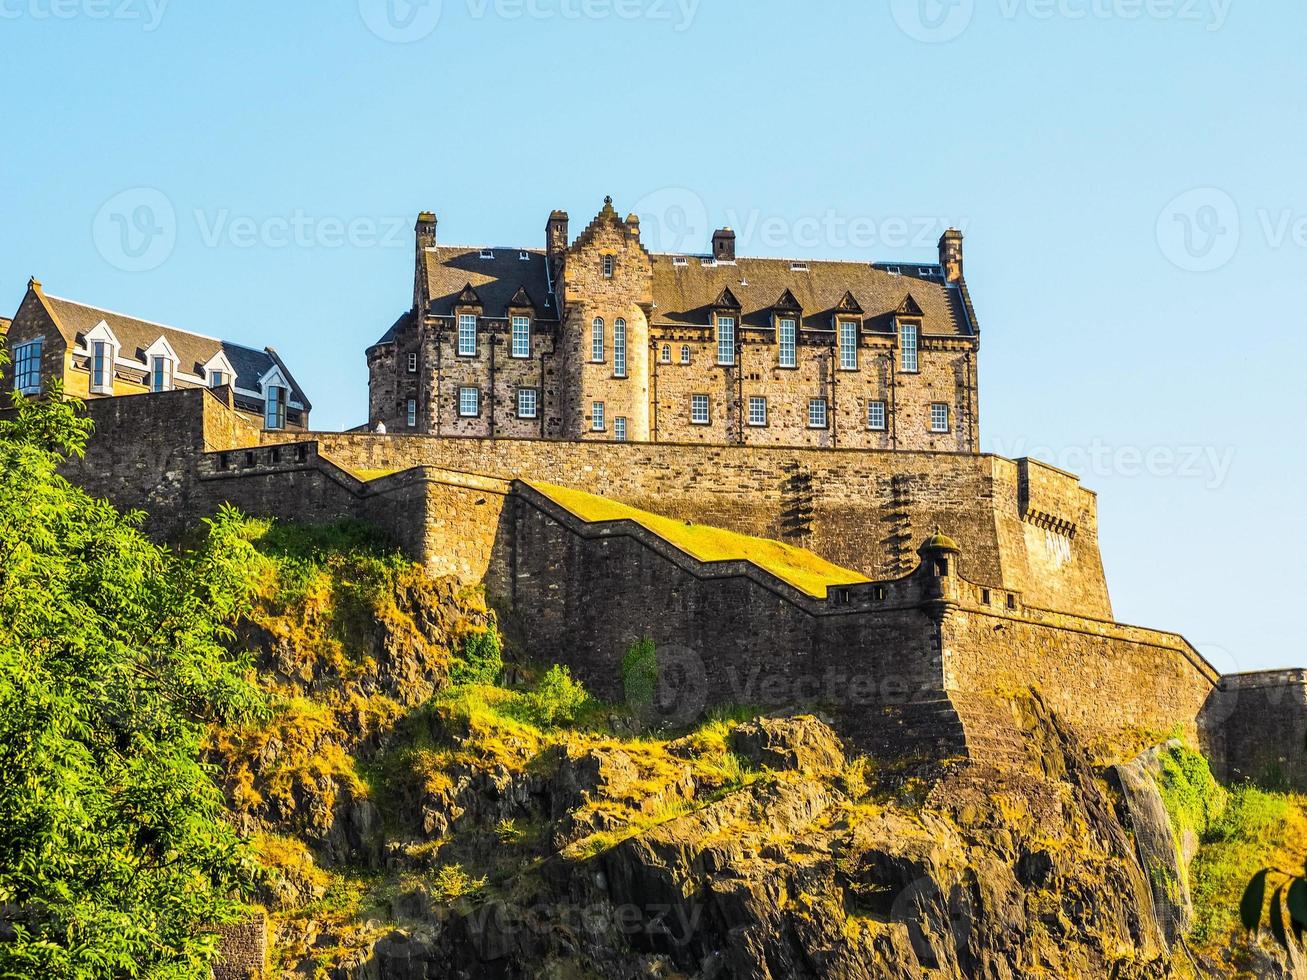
xmin=367 ymin=199 xmax=979 ymax=451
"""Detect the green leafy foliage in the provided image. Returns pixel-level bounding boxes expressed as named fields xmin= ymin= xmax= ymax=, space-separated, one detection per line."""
xmin=0 ymin=391 xmax=267 ymax=977
xmin=621 ymin=637 xmax=657 ymax=713
xmin=451 ymin=629 xmax=503 ymax=687
xmin=517 ymin=665 xmax=591 ymax=728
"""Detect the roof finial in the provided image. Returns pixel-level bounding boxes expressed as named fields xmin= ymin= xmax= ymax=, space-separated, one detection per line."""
xmin=604 ymin=195 xmax=613 ymax=206
xmin=28 ymin=275 xmax=41 ymax=291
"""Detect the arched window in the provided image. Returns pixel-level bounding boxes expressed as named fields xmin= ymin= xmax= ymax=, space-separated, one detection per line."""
xmin=680 ymin=345 xmax=691 ymax=365
xmin=613 ymin=318 xmax=627 ymax=377
xmin=660 ymin=344 xmax=671 ymax=363
xmin=591 ymin=318 xmax=605 ymax=361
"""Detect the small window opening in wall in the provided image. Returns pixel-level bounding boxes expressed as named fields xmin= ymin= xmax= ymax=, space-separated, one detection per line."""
xmin=832 ymin=588 xmax=851 ymax=605
xmin=479 ymin=249 xmax=494 ymax=259
xmin=296 ymin=444 xmax=307 ymax=462
xmin=519 ymin=251 xmax=530 ymax=261
xmin=874 ymin=586 xmax=887 ymax=601
xmin=217 ymin=454 xmax=229 ymax=472
xmin=270 ymin=447 xmax=280 ymax=464
xmin=244 ymin=451 xmax=255 ymax=468
xmin=602 ymin=255 xmax=615 ymax=278
xmin=982 ymin=589 xmax=992 ymax=605
xmin=672 ymin=256 xmax=688 ymax=267
xmin=1007 ymin=594 xmax=1017 ymax=610
xmin=934 ymin=559 xmax=949 ymax=577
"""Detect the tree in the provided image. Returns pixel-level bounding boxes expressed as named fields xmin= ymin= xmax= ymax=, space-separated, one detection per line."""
xmin=0 ymin=386 xmax=266 ymax=977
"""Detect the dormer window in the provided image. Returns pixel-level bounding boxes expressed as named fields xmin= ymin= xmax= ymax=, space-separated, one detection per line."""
xmin=149 ymin=355 xmax=173 ymax=392
xmin=209 ymin=368 xmax=227 ymax=389
xmin=202 ymin=350 xmax=236 ymax=392
xmin=479 ymin=249 xmax=495 ymax=260
xmin=264 ymin=384 xmax=287 ymax=430
xmin=602 ymin=255 xmax=615 ymax=278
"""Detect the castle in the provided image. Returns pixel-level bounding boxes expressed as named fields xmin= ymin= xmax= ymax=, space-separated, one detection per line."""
xmin=7 ymin=199 xmax=1304 ymax=790
xmin=367 ymin=200 xmax=977 ymax=451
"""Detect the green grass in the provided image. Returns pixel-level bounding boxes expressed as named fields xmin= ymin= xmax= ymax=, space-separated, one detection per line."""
xmin=527 ymin=481 xmax=869 ymax=598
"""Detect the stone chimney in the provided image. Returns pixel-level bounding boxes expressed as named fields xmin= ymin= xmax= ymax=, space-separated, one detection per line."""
xmin=546 ymin=209 xmax=570 ymax=285
xmin=416 ymin=212 xmax=437 ymax=251
xmin=939 ymin=228 xmax=964 ymax=283
xmin=712 ymin=227 xmax=737 ymax=263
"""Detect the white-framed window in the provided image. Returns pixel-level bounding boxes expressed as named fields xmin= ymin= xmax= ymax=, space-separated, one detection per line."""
xmin=614 ymin=417 xmax=627 ymax=441
xmin=931 ymin=402 xmax=950 ymax=433
xmin=406 ymin=398 xmax=417 ymax=428
xmin=517 ymin=388 xmax=537 ymax=419
xmin=690 ymin=394 xmax=710 ymax=425
xmin=660 ymin=344 xmax=671 ymax=363
xmin=602 ymin=255 xmax=615 ymax=278
xmin=150 ymin=355 xmax=173 ymax=392
xmin=407 ymin=352 xmax=418 ymax=373
xmin=90 ymin=340 xmax=112 ymax=394
xmin=458 ymin=386 xmax=479 ymax=417
xmin=778 ymin=318 xmax=796 ymax=368
xmin=613 ymin=318 xmax=627 ymax=377
xmin=899 ymin=322 xmax=918 ymax=373
xmin=264 ymin=385 xmax=287 ymax=430
xmin=511 ymin=316 xmax=530 ymax=358
xmin=680 ymin=345 xmax=690 ymax=365
xmin=808 ymin=398 xmax=828 ymax=429
xmin=591 ymin=318 xmax=605 ymax=362
xmin=839 ymin=320 xmax=858 ymax=370
xmin=868 ymin=400 xmax=887 ymax=431
xmin=209 ymin=369 xmax=227 ymax=389
xmin=592 ymin=401 xmax=605 ymax=431
xmin=458 ymin=314 xmax=477 ymax=356
xmin=716 ymin=315 xmax=735 ymax=366
xmin=748 ymin=396 xmax=767 ymax=427
xmin=12 ymin=339 xmax=42 ymax=394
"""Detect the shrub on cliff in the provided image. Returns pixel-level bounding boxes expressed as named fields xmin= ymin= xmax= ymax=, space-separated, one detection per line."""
xmin=451 ymin=629 xmax=503 ymax=687
xmin=0 ymin=391 xmax=266 ymax=977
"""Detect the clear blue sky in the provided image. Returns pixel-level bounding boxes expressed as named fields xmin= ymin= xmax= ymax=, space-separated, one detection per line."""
xmin=2 ymin=1 xmax=1302 ymax=673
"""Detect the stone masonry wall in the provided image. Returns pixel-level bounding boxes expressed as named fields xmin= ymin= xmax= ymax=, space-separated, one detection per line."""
xmin=1200 ymin=671 xmax=1307 ymax=791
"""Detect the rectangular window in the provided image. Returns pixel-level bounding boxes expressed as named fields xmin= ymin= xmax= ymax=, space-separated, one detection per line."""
xmin=209 ymin=370 xmax=226 ymax=389
xmin=839 ymin=320 xmax=858 ymax=370
xmin=716 ymin=316 xmax=735 ymax=366
xmin=150 ymin=356 xmax=172 ymax=392
xmin=778 ymin=318 xmax=796 ymax=368
xmin=899 ymin=322 xmax=918 ymax=372
xmin=614 ymin=417 xmax=627 ymax=441
xmin=592 ymin=401 xmax=605 ymax=431
xmin=868 ymin=400 xmax=887 ymax=430
xmin=690 ymin=394 xmax=710 ymax=425
xmin=748 ymin=396 xmax=767 ymax=427
xmin=808 ymin=398 xmax=828 ymax=428
xmin=458 ymin=386 xmax=479 ymax=417
xmin=511 ymin=316 xmax=530 ymax=358
xmin=517 ymin=388 xmax=538 ymax=419
xmin=591 ymin=319 xmax=605 ymax=362
xmin=13 ymin=339 xmax=42 ymax=394
xmin=931 ymin=402 xmax=950 ymax=433
xmin=91 ymin=341 xmax=110 ymax=393
xmin=264 ymin=387 xmax=287 ymax=430
xmin=406 ymin=398 xmax=417 ymax=428
xmin=458 ymin=314 xmax=477 ymax=356
xmin=613 ymin=319 xmax=627 ymax=377
xmin=407 ymin=352 xmax=418 ymax=373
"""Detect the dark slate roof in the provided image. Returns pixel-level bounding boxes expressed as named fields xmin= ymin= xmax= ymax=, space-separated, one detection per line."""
xmin=41 ymin=293 xmax=311 ymax=408
xmin=423 ymin=247 xmax=559 ymax=320
xmin=371 ymin=310 xmax=412 ymax=349
xmin=649 ymin=256 xmax=970 ymax=335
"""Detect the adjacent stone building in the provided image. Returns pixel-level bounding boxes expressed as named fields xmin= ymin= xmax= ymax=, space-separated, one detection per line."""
xmin=367 ymin=200 xmax=979 ymax=451
xmin=2 ymin=278 xmax=311 ymax=431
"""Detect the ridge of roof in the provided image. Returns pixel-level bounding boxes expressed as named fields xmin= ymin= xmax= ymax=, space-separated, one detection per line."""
xmin=652 ymin=253 xmax=946 ymax=270
xmin=42 ymin=292 xmax=225 ymax=344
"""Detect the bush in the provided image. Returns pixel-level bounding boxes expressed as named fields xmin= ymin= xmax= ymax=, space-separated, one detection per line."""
xmin=451 ymin=629 xmax=503 ymax=687
xmin=521 ymin=665 xmax=591 ymax=728
xmin=622 ymin=637 xmax=657 ymax=711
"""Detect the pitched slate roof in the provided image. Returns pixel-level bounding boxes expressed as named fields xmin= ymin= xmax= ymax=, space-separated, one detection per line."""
xmin=423 ymin=247 xmax=559 ymax=320
xmin=39 ymin=293 xmax=311 ymax=408
xmin=649 ymin=256 xmax=970 ymax=334
xmin=370 ymin=310 xmax=413 ymax=349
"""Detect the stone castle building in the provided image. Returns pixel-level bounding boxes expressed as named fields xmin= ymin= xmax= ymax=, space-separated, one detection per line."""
xmin=367 ymin=200 xmax=978 ymax=451
xmin=2 ymin=278 xmax=311 ymax=431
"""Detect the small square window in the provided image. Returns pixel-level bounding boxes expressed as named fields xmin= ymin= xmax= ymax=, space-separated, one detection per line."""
xmin=614 ymin=417 xmax=627 ymax=441
xmin=592 ymin=401 xmax=605 ymax=431
xmin=931 ymin=403 xmax=950 ymax=433
xmin=868 ymin=400 xmax=887 ymax=431
xmin=690 ymin=394 xmax=710 ymax=425
xmin=748 ymin=396 xmax=767 ymax=427
xmin=458 ymin=386 xmax=479 ymax=417
xmin=808 ymin=398 xmax=828 ymax=429
xmin=517 ymin=388 xmax=538 ymax=419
